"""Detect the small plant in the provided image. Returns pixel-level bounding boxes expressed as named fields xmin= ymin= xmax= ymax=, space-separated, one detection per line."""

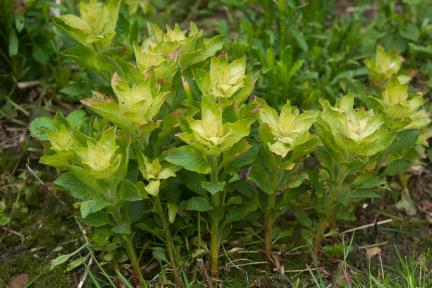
xmin=364 ymin=45 xmax=402 ymax=87
xmin=37 ymin=113 xmax=148 ymax=285
xmin=32 ymin=3 xmax=225 ymax=283
xmin=366 ymin=46 xmax=432 ymax=215
xmin=252 ymin=97 xmax=318 ymax=264
xmin=310 ymin=94 xmax=394 ymax=255
xmin=166 ymin=55 xmax=256 ymax=277
xmin=303 ymin=46 xmax=430 ymax=256
xmin=56 ymin=0 xmax=121 ymax=49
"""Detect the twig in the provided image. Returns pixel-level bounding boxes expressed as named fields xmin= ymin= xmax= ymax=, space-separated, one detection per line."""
xmin=26 ymin=159 xmax=72 ymax=213
xmin=342 ymin=219 xmax=393 ymax=234
xmin=75 ymin=218 xmax=118 ymax=288
xmin=2 ymin=227 xmax=25 ymax=244
xmin=6 ymin=97 xmax=30 ymax=116
xmin=379 ymin=254 xmax=384 ymax=281
xmin=284 ymin=267 xmax=323 ymax=273
xmin=222 ymin=245 xmax=242 ymax=272
xmin=17 ymin=80 xmax=41 ymax=89
xmin=197 ymin=258 xmax=213 ymax=288
xmin=74 ymin=218 xmax=91 ymax=247
xmin=227 ymin=261 xmax=268 ymax=268
xmin=77 ymin=257 xmax=93 ymax=288
xmin=358 ymin=241 xmax=388 ymax=250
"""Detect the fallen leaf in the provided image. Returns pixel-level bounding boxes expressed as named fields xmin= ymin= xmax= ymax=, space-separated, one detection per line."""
xmin=366 ymin=247 xmax=382 ymax=259
xmin=9 ymin=274 xmax=29 ymax=288
xmin=396 ymin=196 xmax=417 ymax=216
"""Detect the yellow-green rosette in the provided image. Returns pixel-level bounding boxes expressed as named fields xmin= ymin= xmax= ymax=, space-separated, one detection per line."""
xmin=177 ymin=100 xmax=254 ymax=155
xmin=317 ymin=95 xmax=393 ymax=159
xmin=257 ymin=98 xmax=318 ymax=158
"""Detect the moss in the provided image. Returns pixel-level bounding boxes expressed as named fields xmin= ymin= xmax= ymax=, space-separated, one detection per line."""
xmin=0 ymin=189 xmax=78 ymax=287
xmin=0 ymin=251 xmax=70 ymax=288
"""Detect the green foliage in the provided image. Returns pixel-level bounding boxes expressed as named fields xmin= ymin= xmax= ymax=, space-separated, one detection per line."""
xmin=219 ymin=0 xmax=370 ymax=108
xmin=317 ymin=95 xmax=393 ymax=159
xmin=365 ymin=46 xmax=402 ymax=85
xmin=0 ymin=200 xmax=11 ymax=226
xmin=56 ymin=0 xmax=121 ymax=49
xmin=21 ymin=0 xmax=432 ymax=286
xmin=0 ymin=0 xmax=66 ymax=102
xmin=256 ymin=97 xmax=318 ymax=158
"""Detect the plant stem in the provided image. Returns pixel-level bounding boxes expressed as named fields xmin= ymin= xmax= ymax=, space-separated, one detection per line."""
xmin=312 ymin=218 xmax=326 ymax=259
xmin=198 ymin=212 xmax=202 ymax=249
xmin=313 ymin=165 xmax=347 ymax=257
xmin=124 ymin=237 xmax=147 ymax=288
xmin=209 ymin=155 xmax=221 ymax=278
xmin=264 ymin=192 xmax=276 ymax=264
xmin=155 ymin=197 xmax=184 ymax=288
xmin=210 ymin=215 xmax=219 ymax=277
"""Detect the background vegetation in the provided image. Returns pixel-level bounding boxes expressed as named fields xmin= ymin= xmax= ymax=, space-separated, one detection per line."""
xmin=1 ymin=0 xmax=432 ymax=287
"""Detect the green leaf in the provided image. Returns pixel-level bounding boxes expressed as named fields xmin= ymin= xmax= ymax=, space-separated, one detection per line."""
xmin=81 ymin=211 xmax=112 ymax=227
xmin=50 ymin=254 xmax=71 ymax=270
xmin=383 ymin=159 xmax=412 ymax=176
xmin=274 ymin=228 xmax=294 ymax=242
xmin=127 ymin=201 xmax=146 ymax=222
xmin=152 ymin=247 xmax=168 ymax=263
xmin=347 ymin=189 xmax=380 ymax=203
xmin=167 ymin=203 xmax=178 ymax=223
xmin=68 ymin=166 xmax=105 ymax=194
xmin=118 ymin=179 xmax=141 ymax=201
xmin=200 ymin=181 xmax=225 ymax=195
xmin=184 ymin=197 xmax=212 ymax=212
xmin=80 ymin=199 xmax=109 ymax=218
xmin=290 ymin=27 xmax=308 ymax=52
xmin=400 ymin=24 xmax=420 ymax=42
xmin=165 ymin=146 xmax=211 ymax=174
xmin=294 ymin=212 xmax=312 ymax=228
xmin=180 ymin=35 xmax=224 ymax=69
xmin=225 ymin=196 xmax=242 ymax=206
xmin=409 ymin=43 xmax=432 ymax=54
xmin=66 ymin=256 xmax=88 ymax=272
xmin=63 ymin=46 xmax=115 ymax=78
xmin=29 ymin=117 xmax=55 ymax=141
xmin=111 ymin=222 xmax=131 ymax=234
xmin=8 ymin=30 xmax=18 ymax=57
xmin=386 ymin=129 xmax=419 ymax=154
xmin=15 ymin=14 xmax=24 ymax=32
xmin=60 ymin=84 xmax=92 ymax=99
xmin=287 ymin=60 xmax=304 ymax=80
xmin=354 ymin=175 xmax=385 ymax=189
xmin=224 ymin=140 xmax=259 ymax=172
xmin=40 ymin=154 xmax=70 ymax=167
xmin=66 ymin=110 xmax=87 ymax=129
xmin=54 ymin=173 xmax=92 ymax=199
xmin=32 ymin=45 xmax=49 ymax=64
xmin=338 ymin=186 xmax=380 ymax=205
xmin=0 ymin=215 xmax=11 ymax=226
xmin=251 ymin=156 xmax=273 ymax=194
xmin=225 ymin=200 xmax=257 ymax=223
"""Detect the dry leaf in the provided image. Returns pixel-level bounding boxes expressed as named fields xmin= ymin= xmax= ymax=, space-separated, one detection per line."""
xmin=365 ymin=247 xmax=382 ymax=259
xmin=9 ymin=274 xmax=29 ymax=288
